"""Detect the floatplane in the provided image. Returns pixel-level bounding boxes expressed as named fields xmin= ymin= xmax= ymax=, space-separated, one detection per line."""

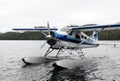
xmin=13 ymin=23 xmax=120 ymax=69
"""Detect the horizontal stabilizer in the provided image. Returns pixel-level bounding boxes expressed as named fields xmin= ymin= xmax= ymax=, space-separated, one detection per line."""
xmin=97 ymin=41 xmax=120 ymax=46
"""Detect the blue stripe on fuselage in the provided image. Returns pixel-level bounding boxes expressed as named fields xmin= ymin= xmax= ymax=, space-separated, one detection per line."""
xmin=52 ymin=31 xmax=95 ymax=45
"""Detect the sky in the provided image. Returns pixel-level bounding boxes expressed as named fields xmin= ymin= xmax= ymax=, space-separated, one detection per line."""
xmin=0 ymin=0 xmax=120 ymax=32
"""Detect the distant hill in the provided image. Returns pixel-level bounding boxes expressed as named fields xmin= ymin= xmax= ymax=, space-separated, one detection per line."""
xmin=0 ymin=30 xmax=120 ymax=40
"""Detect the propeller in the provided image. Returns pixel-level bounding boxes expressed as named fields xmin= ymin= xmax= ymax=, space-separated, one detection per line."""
xmin=46 ymin=22 xmax=55 ymax=39
xmin=40 ymin=41 xmax=47 ymax=49
xmin=41 ymin=22 xmax=57 ymax=48
xmin=40 ymin=22 xmax=51 ymax=49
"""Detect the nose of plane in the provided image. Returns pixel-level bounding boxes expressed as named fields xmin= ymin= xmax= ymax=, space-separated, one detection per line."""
xmin=46 ymin=35 xmax=51 ymax=40
xmin=46 ymin=35 xmax=57 ymax=45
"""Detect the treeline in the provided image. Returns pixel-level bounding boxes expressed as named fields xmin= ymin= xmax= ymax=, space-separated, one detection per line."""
xmin=99 ymin=30 xmax=120 ymax=40
xmin=0 ymin=30 xmax=120 ymax=40
xmin=0 ymin=32 xmax=45 ymax=40
xmin=85 ymin=30 xmax=120 ymax=40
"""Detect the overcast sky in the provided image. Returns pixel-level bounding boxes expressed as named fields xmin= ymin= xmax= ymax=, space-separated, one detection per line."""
xmin=0 ymin=0 xmax=120 ymax=32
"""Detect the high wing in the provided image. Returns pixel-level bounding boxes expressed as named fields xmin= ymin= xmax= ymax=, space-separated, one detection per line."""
xmin=71 ymin=23 xmax=120 ymax=32
xmin=12 ymin=23 xmax=120 ymax=32
xmin=12 ymin=27 xmax=58 ymax=32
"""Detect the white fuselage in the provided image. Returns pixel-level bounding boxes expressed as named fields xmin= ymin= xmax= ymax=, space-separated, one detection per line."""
xmin=49 ymin=28 xmax=99 ymax=49
xmin=51 ymin=40 xmax=99 ymax=49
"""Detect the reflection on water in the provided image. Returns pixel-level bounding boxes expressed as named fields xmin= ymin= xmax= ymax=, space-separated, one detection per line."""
xmin=50 ymin=67 xmax=87 ymax=81
xmin=49 ymin=56 xmax=120 ymax=81
xmin=49 ymin=58 xmax=98 ymax=81
xmin=0 ymin=41 xmax=120 ymax=81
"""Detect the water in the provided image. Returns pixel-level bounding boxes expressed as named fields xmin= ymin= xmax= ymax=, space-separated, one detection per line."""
xmin=0 ymin=40 xmax=120 ymax=81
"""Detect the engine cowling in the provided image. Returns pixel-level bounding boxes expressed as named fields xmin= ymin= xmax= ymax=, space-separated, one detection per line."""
xmin=46 ymin=31 xmax=57 ymax=45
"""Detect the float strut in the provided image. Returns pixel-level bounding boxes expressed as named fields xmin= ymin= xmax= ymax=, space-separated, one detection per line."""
xmin=56 ymin=49 xmax=61 ymax=57
xmin=44 ymin=47 xmax=54 ymax=57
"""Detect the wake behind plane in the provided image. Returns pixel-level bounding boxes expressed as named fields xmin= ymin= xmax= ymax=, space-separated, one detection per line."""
xmin=13 ymin=23 xmax=120 ymax=67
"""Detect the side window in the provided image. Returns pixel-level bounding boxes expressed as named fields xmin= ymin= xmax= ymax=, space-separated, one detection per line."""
xmin=81 ymin=35 xmax=84 ymax=39
xmin=69 ymin=31 xmax=73 ymax=35
xmin=75 ymin=33 xmax=80 ymax=39
xmin=81 ymin=34 xmax=87 ymax=39
xmin=85 ymin=36 xmax=87 ymax=39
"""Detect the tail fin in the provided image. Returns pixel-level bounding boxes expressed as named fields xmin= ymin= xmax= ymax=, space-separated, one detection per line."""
xmin=92 ymin=31 xmax=98 ymax=40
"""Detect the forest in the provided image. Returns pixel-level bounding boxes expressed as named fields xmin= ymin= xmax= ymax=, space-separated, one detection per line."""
xmin=0 ymin=32 xmax=45 ymax=40
xmin=0 ymin=30 xmax=120 ymax=40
